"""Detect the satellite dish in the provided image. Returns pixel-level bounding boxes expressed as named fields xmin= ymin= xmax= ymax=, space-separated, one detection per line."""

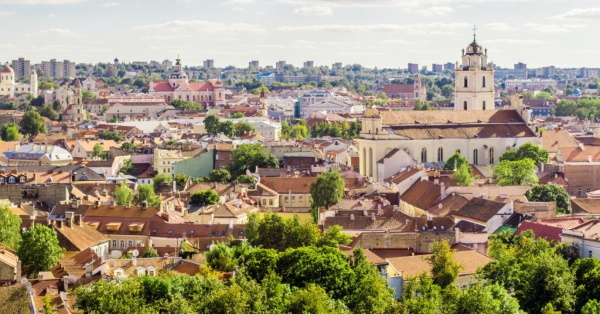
xmin=132 ymin=249 xmax=139 ymax=257
xmin=32 ymin=210 xmax=38 ymax=217
xmin=68 ymin=275 xmax=77 ymax=283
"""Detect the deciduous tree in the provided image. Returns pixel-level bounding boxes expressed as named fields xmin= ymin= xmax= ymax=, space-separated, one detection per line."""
xmin=114 ymin=182 xmax=134 ymax=205
xmin=525 ymin=184 xmax=571 ymax=214
xmin=229 ymin=143 xmax=279 ymax=178
xmin=19 ymin=110 xmax=46 ymax=140
xmin=0 ymin=201 xmax=22 ymax=250
xmin=190 ymin=190 xmax=220 ymax=205
xmin=138 ymin=184 xmax=161 ymax=207
xmin=310 ymin=169 xmax=345 ymax=222
xmin=0 ymin=122 xmax=20 ymax=141
xmin=494 ymin=158 xmax=538 ymax=186
xmin=18 ymin=224 xmax=65 ymax=277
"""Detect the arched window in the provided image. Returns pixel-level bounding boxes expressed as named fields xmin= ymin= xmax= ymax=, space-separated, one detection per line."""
xmin=464 ymin=101 xmax=468 ymax=110
xmin=473 ymin=149 xmax=479 ymax=165
xmin=437 ymin=147 xmax=444 ymax=162
xmin=483 ymin=101 xmax=486 ymax=110
xmin=368 ymin=147 xmax=373 ymax=177
xmin=480 ymin=57 xmax=484 ymax=67
xmin=467 ymin=58 xmax=471 ymax=67
xmin=421 ymin=147 xmax=427 ymax=163
xmin=489 ymin=147 xmax=495 ymax=164
xmin=464 ymin=76 xmax=468 ymax=88
xmin=482 ymin=76 xmax=486 ymax=88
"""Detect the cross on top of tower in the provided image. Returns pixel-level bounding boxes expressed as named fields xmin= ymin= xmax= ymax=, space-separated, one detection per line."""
xmin=473 ymin=25 xmax=477 ymax=41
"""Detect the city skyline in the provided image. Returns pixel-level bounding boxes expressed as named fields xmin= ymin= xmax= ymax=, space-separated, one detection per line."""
xmin=0 ymin=0 xmax=598 ymax=68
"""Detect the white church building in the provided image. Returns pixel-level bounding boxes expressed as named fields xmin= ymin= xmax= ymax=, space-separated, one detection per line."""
xmin=0 ymin=63 xmax=37 ymax=99
xmin=357 ymin=34 xmax=539 ymax=182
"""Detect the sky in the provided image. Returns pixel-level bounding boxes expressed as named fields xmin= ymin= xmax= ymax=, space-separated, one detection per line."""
xmin=0 ymin=0 xmax=599 ymax=69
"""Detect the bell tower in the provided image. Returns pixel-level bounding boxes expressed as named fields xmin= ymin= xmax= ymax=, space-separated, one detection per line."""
xmin=454 ymin=26 xmax=495 ymax=111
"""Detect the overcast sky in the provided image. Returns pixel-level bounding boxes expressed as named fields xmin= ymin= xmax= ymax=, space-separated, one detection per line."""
xmin=1 ymin=0 xmax=598 ymax=69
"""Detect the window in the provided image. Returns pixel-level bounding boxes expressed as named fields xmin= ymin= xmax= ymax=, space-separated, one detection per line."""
xmin=120 ymin=240 xmax=125 ymax=249
xmin=588 ymin=189 xmax=592 ymax=193
xmin=20 ymin=176 xmax=25 ymax=183
xmin=482 ymin=76 xmax=486 ymax=88
xmin=489 ymin=147 xmax=495 ymax=164
xmin=590 ymin=251 xmax=593 ymax=258
xmin=483 ymin=101 xmax=486 ymax=110
xmin=291 ymin=196 xmax=296 ymax=203
xmin=128 ymin=240 xmax=133 ymax=248
xmin=569 ymin=190 xmax=574 ymax=196
xmin=437 ymin=147 xmax=444 ymax=162
xmin=421 ymin=148 xmax=427 ymax=163
xmin=269 ymin=199 xmax=273 ymax=206
xmin=463 ymin=101 xmax=467 ymax=110
xmin=284 ymin=196 xmax=289 ymax=203
xmin=112 ymin=240 xmax=117 ymax=248
xmin=579 ymin=189 xmax=584 ymax=196
xmin=473 ymin=149 xmax=479 ymax=165
xmin=464 ymin=76 xmax=468 ymax=88
xmin=8 ymin=177 xmax=15 ymax=184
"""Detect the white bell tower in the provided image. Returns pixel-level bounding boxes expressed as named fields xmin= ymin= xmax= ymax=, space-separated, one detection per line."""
xmin=454 ymin=26 xmax=495 ymax=111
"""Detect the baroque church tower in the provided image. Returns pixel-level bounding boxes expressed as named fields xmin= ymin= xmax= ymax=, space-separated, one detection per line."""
xmin=454 ymin=28 xmax=495 ymax=111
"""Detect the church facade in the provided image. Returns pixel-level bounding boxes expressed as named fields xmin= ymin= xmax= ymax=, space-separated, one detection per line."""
xmin=149 ymin=57 xmax=226 ymax=108
xmin=0 ymin=63 xmax=37 ymax=99
xmin=357 ymin=35 xmax=539 ymax=182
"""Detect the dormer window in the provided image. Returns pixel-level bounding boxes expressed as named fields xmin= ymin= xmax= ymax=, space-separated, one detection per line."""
xmin=19 ymin=176 xmax=25 ymax=183
xmin=8 ymin=177 xmax=15 ymax=184
xmin=0 ymin=177 xmax=4 ymax=183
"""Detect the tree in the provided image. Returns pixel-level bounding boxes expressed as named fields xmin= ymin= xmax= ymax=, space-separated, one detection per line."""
xmin=173 ymin=173 xmax=188 ymax=187
xmin=414 ymin=99 xmax=434 ymax=110
xmin=237 ymin=174 xmax=257 ymax=184
xmin=98 ymin=130 xmax=124 ymax=142
xmin=19 ymin=110 xmax=46 ymax=140
xmin=286 ymin=284 xmax=349 ymax=313
xmin=317 ymin=225 xmax=351 ymax=248
xmin=444 ymin=152 xmax=469 ymax=170
xmin=52 ymin=100 xmax=62 ymax=111
xmin=218 ymin=120 xmax=234 ymax=137
xmin=204 ymin=115 xmax=220 ymax=134
xmin=18 ymin=224 xmax=65 ymax=277
xmin=0 ymin=201 xmax=22 ymax=250
xmin=426 ymin=240 xmax=462 ymax=288
xmin=114 ymin=182 xmax=134 ymax=205
xmin=310 ymin=169 xmax=345 ymax=222
xmin=534 ymin=91 xmax=554 ymax=100
xmin=190 ymin=190 xmax=220 ymax=205
xmin=500 ymin=142 xmax=549 ymax=165
xmin=582 ymin=300 xmax=600 ymax=314
xmin=92 ymin=143 xmax=105 ymax=159
xmin=39 ymin=105 xmax=57 ymax=120
xmin=209 ymin=169 xmax=231 ymax=183
xmin=120 ymin=142 xmax=136 ymax=153
xmin=120 ymin=158 xmax=135 ymax=175
xmin=153 ymin=173 xmax=173 ymax=191
xmin=142 ymin=247 xmax=159 ymax=258
xmin=170 ymin=99 xmax=202 ymax=111
xmin=229 ymin=112 xmax=245 ymax=119
xmin=138 ymin=184 xmax=161 ymax=207
xmin=525 ymin=185 xmax=571 ymax=214
xmin=0 ymin=122 xmax=20 ymax=141
xmin=234 ymin=121 xmax=255 ymax=137
xmin=229 ymin=143 xmax=279 ymax=178
xmin=82 ymin=90 xmax=97 ymax=102
xmin=494 ymin=158 xmax=538 ymax=186
xmin=453 ymin=162 xmax=474 ymax=186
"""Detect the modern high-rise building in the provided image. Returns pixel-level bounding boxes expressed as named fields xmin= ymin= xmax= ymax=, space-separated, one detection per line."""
xmin=514 ymin=62 xmax=527 ymax=70
xmin=303 ymin=61 xmax=314 ymax=68
xmin=203 ymin=59 xmax=214 ymax=68
xmin=444 ymin=62 xmax=456 ymax=71
xmin=408 ymin=63 xmax=419 ymax=74
xmin=332 ymin=62 xmax=342 ymax=70
xmin=249 ymin=60 xmax=259 ymax=69
xmin=39 ymin=59 xmax=76 ymax=78
xmin=432 ymin=64 xmax=443 ymax=73
xmin=11 ymin=58 xmax=30 ymax=80
xmin=276 ymin=61 xmax=286 ymax=69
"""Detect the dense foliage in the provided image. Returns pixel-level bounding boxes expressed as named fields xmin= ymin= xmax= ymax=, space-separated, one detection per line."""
xmin=499 ymin=142 xmax=549 ymax=165
xmin=137 ymin=184 xmax=161 ymax=207
xmin=114 ymin=182 xmax=134 ymax=205
xmin=494 ymin=158 xmax=538 ymax=186
xmin=189 ymin=190 xmax=220 ymax=205
xmin=98 ymin=131 xmax=124 ymax=142
xmin=310 ymin=169 xmax=345 ymax=222
xmin=310 ymin=121 xmax=361 ymax=140
xmin=19 ymin=110 xmax=46 ymax=140
xmin=0 ymin=122 xmax=20 ymax=141
xmin=18 ymin=224 xmax=65 ymax=277
xmin=0 ymin=201 xmax=22 ymax=250
xmin=525 ymin=185 xmax=572 ymax=214
xmin=228 ymin=143 xmax=279 ymax=178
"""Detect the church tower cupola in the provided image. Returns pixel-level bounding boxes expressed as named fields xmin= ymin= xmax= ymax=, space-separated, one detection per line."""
xmin=454 ymin=26 xmax=495 ymax=111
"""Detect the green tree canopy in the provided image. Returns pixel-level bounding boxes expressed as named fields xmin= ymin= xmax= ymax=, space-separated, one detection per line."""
xmin=427 ymin=240 xmax=462 ymax=288
xmin=39 ymin=105 xmax=57 ymax=121
xmin=98 ymin=130 xmax=124 ymax=142
xmin=228 ymin=112 xmax=245 ymax=119
xmin=18 ymin=224 xmax=65 ymax=277
xmin=170 ymin=99 xmax=202 ymax=111
xmin=120 ymin=158 xmax=135 ymax=175
xmin=82 ymin=90 xmax=96 ymax=102
xmin=534 ymin=91 xmax=554 ymax=100
xmin=153 ymin=173 xmax=173 ymax=192
xmin=138 ymin=184 xmax=161 ymax=207
xmin=0 ymin=201 xmax=22 ymax=250
xmin=453 ymin=162 xmax=474 ymax=186
xmin=0 ymin=122 xmax=20 ymax=141
xmin=204 ymin=115 xmax=220 ymax=134
xmin=233 ymin=121 xmax=255 ymax=137
xmin=229 ymin=143 xmax=279 ymax=178
xmin=443 ymin=152 xmax=470 ymax=171
xmin=309 ymin=169 xmax=345 ymax=222
xmin=19 ymin=110 xmax=46 ymax=140
xmin=500 ymin=142 xmax=549 ymax=164
xmin=525 ymin=185 xmax=571 ymax=214
xmin=114 ymin=182 xmax=134 ymax=205
xmin=208 ymin=169 xmax=231 ymax=183
xmin=494 ymin=158 xmax=538 ymax=186
xmin=120 ymin=142 xmax=137 ymax=152
xmin=92 ymin=143 xmax=105 ymax=158
xmin=190 ymin=190 xmax=220 ymax=205
xmin=218 ymin=120 xmax=234 ymax=137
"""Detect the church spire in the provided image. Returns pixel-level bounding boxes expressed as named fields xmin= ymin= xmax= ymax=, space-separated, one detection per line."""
xmin=472 ymin=25 xmax=477 ymax=42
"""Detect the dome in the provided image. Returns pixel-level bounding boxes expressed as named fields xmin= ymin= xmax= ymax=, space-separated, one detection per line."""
xmin=1 ymin=64 xmax=14 ymax=74
xmin=465 ymin=40 xmax=484 ymax=55
xmin=573 ymin=88 xmax=581 ymax=95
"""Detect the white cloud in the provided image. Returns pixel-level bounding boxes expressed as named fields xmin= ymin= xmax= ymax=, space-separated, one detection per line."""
xmin=103 ymin=2 xmax=119 ymax=7
xmin=382 ymin=39 xmax=410 ymax=44
xmin=278 ymin=0 xmax=529 ymax=8
xmin=226 ymin=0 xmax=253 ymax=3
xmin=0 ymin=0 xmax=85 ymax=4
xmin=553 ymin=8 xmax=600 ymax=20
xmin=294 ymin=6 xmax=332 ymax=15
xmin=525 ymin=23 xmax=584 ymax=34
xmin=0 ymin=11 xmax=14 ymax=15
xmin=27 ymin=28 xmax=80 ymax=37
xmin=278 ymin=22 xmax=470 ymax=33
xmin=485 ymin=22 xmax=517 ymax=31
xmin=134 ymin=20 xmax=266 ymax=34
xmin=417 ymin=6 xmax=454 ymax=16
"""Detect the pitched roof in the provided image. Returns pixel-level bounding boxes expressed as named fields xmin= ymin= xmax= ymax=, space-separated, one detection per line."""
xmin=514 ymin=221 xmax=564 ymax=242
xmin=381 ymin=109 xmax=528 ymax=126
xmin=400 ymin=180 xmax=441 ymax=209
xmin=55 ymin=224 xmax=110 ymax=251
xmin=453 ymin=197 xmax=508 ymax=223
xmin=387 ymin=250 xmax=492 ymax=279
xmin=541 ymin=129 xmax=579 ymax=154
xmin=427 ymin=194 xmax=470 ymax=216
xmin=571 ymin=198 xmax=600 ymax=215
xmin=400 ymin=216 xmax=455 ymax=232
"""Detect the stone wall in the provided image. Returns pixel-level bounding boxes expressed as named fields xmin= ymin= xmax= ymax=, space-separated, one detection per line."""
xmin=0 ymin=184 xmax=70 ymax=206
xmin=353 ymin=230 xmax=456 ymax=253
